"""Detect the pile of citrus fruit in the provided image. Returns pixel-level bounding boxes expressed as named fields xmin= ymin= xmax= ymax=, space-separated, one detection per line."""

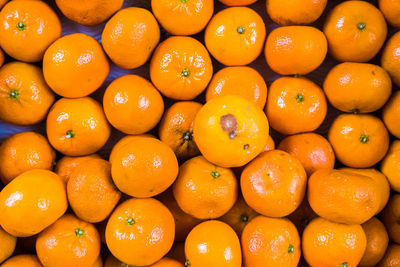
xmin=0 ymin=0 xmax=400 ymax=266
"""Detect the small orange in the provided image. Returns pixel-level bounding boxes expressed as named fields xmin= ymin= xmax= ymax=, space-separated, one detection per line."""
xmin=265 ymin=26 xmax=327 ymax=75
xmin=205 ymin=7 xmax=266 ymax=66
xmin=217 ymin=0 xmax=257 ymax=6
xmin=43 ymin=33 xmax=109 ymax=98
xmin=54 ymin=154 xmax=101 ymax=185
xmin=193 ymin=95 xmax=269 ymax=168
xmin=381 ymin=194 xmax=400 ymax=244
xmin=328 ymin=114 xmax=389 ymax=168
xmin=323 ymin=1 xmax=387 ymax=62
xmin=150 ymin=36 xmax=213 ymax=100
xmin=185 ymin=220 xmax=242 ymax=267
xmin=108 ymin=134 xmax=155 ymax=164
xmin=264 ymin=135 xmax=275 ymax=152
xmin=242 ymin=216 xmax=300 ymax=266
xmin=382 ymin=140 xmax=400 ymax=193
xmin=206 ymin=66 xmax=268 ymax=109
xmin=106 ymin=198 xmax=175 ymax=266
xmin=266 ymin=77 xmax=327 ymax=135
xmin=383 ymin=91 xmax=400 ymax=139
xmin=381 ymin=31 xmax=400 ymax=88
xmin=379 ymin=0 xmax=400 ymax=28
xmin=0 ymin=255 xmax=43 ymax=267
xmin=0 ymin=226 xmax=16 ymax=264
xmin=378 ymin=244 xmax=400 ymax=267
xmin=0 ymin=0 xmax=61 ymax=62
xmin=286 ymin=198 xmax=318 ymax=234
xmin=103 ymin=74 xmax=164 ymax=134
xmin=150 ymin=257 xmax=184 ymax=267
xmin=46 ymin=97 xmax=111 ymax=156
xmin=102 ymin=7 xmax=160 ymax=69
xmin=0 ymin=62 xmax=55 ymax=125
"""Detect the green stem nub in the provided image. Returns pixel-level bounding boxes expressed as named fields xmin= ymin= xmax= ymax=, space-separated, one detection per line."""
xmin=296 ymin=94 xmax=305 ymax=103
xmin=211 ymin=170 xmax=220 ymax=178
xmin=75 ymin=228 xmax=84 ymax=237
xmin=127 ymin=217 xmax=135 ymax=226
xmin=181 ymin=68 xmax=190 ymax=77
xmin=340 ymin=262 xmax=348 ymax=267
xmin=357 ymin=22 xmax=366 ymax=30
xmin=65 ymin=130 xmax=75 ymax=139
xmin=17 ymin=22 xmax=26 ymax=31
xmin=185 ymin=260 xmax=191 ymax=266
xmin=288 ymin=244 xmax=294 ymax=254
xmin=182 ymin=131 xmax=193 ymax=141
xmin=237 ymin=26 xmax=245 ymax=34
xmin=9 ymin=90 xmax=19 ymax=99
xmin=360 ymin=134 xmax=369 ymax=144
xmin=240 ymin=214 xmax=249 ymax=222
xmin=181 ymin=0 xmax=188 ymax=2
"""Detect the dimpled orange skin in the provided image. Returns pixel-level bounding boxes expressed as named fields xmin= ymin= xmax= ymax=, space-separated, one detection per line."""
xmin=381 ymin=32 xmax=400 ymax=88
xmin=106 ymin=198 xmax=175 ymax=266
xmin=150 ymin=36 xmax=213 ymax=100
xmin=383 ymin=91 xmax=400 ymax=139
xmin=0 ymin=1 xmax=61 ymax=62
xmin=359 ymin=218 xmax=389 ymax=267
xmin=108 ymin=134 xmax=155 ymax=164
xmin=158 ymin=101 xmax=202 ymax=159
xmin=323 ymin=62 xmax=392 ymax=113
xmin=378 ymin=244 xmax=400 ymax=267
xmin=0 ymin=132 xmax=56 ymax=185
xmin=0 ymin=169 xmax=67 ymax=237
xmin=0 ymin=62 xmax=55 ymax=126
xmin=241 ymin=216 xmax=300 ymax=267
xmin=43 ymin=33 xmax=109 ymax=98
xmin=150 ymin=257 xmax=184 ymax=267
xmin=265 ymin=26 xmax=327 ymax=75
xmin=205 ymin=7 xmax=266 ymax=66
xmin=266 ymin=77 xmax=327 ymax=135
xmin=185 ymin=220 xmax=242 ymax=267
xmin=328 ymin=114 xmax=389 ymax=168
xmin=323 ymin=1 xmax=387 ymax=62
xmin=0 ymin=255 xmax=43 ymax=267
xmin=382 ymin=141 xmax=400 ymax=192
xmin=46 ymin=97 xmax=111 ymax=156
xmin=54 ymin=154 xmax=101 ymax=185
xmin=103 ymin=75 xmax=164 ymax=135
xmin=302 ymin=217 xmax=367 ymax=267
xmin=102 ymin=7 xmax=160 ymax=69
xmin=193 ymin=95 xmax=269 ymax=168
xmin=379 ymin=0 xmax=400 ymax=28
xmin=206 ymin=66 xmax=268 ymax=109
xmin=381 ymin=194 xmax=400 ymax=244
xmin=217 ymin=0 xmax=257 ymax=6
xmin=36 ymin=214 xmax=100 ymax=267
xmin=0 ymin=226 xmax=16 ymax=264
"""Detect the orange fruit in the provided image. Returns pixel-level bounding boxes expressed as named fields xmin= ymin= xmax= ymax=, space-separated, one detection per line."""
xmin=377 ymin=244 xmax=400 ymax=267
xmin=0 ymin=132 xmax=55 ymax=185
xmin=36 ymin=214 xmax=100 ymax=267
xmin=205 ymin=7 xmax=266 ymax=66
xmin=0 ymin=226 xmax=16 ymax=264
xmin=379 ymin=0 xmax=400 ymax=28
xmin=265 ymin=26 xmax=327 ymax=75
xmin=108 ymin=134 xmax=155 ymax=164
xmin=278 ymin=133 xmax=335 ymax=176
xmin=150 ymin=36 xmax=213 ymax=100
xmin=0 ymin=169 xmax=67 ymax=237
xmin=266 ymin=77 xmax=327 ymax=135
xmin=54 ymin=154 xmax=101 ymax=185
xmin=111 ymin=136 xmax=178 ymax=198
xmin=43 ymin=33 xmax=109 ymax=98
xmin=217 ymin=0 xmax=257 ymax=6
xmin=323 ymin=62 xmax=392 ymax=113
xmin=381 ymin=31 xmax=400 ymax=88
xmin=382 ymin=140 xmax=400 ymax=193
xmin=102 ymin=7 xmax=160 ymax=69
xmin=185 ymin=220 xmax=242 ymax=267
xmin=106 ymin=198 xmax=175 ymax=266
xmin=158 ymin=101 xmax=202 ymax=159
xmin=242 ymin=216 xmax=300 ymax=266
xmin=241 ymin=150 xmax=307 ymax=217
xmin=264 ymin=135 xmax=275 ymax=152
xmin=193 ymin=95 xmax=269 ymax=168
xmin=103 ymin=74 xmax=164 ymax=135
xmin=302 ymin=217 xmax=367 ymax=267
xmin=383 ymin=91 xmax=400 ymax=139
xmin=328 ymin=114 xmax=389 ymax=168
xmin=151 ymin=0 xmax=213 ymax=35
xmin=286 ymin=197 xmax=318 ymax=234
xmin=0 ymin=255 xmax=43 ymax=267
xmin=150 ymin=257 xmax=184 ymax=267
xmin=0 ymin=62 xmax=55 ymax=125
xmin=0 ymin=0 xmax=61 ymax=62
xmin=55 ymin=0 xmax=123 ymax=26
xmin=46 ymin=97 xmax=111 ymax=156
xmin=381 ymin=194 xmax=400 ymax=244
xmin=173 ymin=156 xmax=238 ymax=219
xmin=205 ymin=66 xmax=268 ymax=109
xmin=323 ymin=0 xmax=387 ymax=62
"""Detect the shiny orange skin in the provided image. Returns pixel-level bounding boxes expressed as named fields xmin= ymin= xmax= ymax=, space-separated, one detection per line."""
xmin=379 ymin=0 xmax=400 ymax=28
xmin=150 ymin=36 xmax=213 ymax=100
xmin=108 ymin=134 xmax=155 ymax=164
xmin=323 ymin=1 xmax=387 ymax=62
xmin=302 ymin=217 xmax=367 ymax=267
xmin=102 ymin=7 xmax=160 ymax=69
xmin=217 ymin=0 xmax=257 ymax=6
xmin=55 ymin=0 xmax=123 ymax=26
xmin=0 ymin=0 xmax=61 ymax=62
xmin=106 ymin=198 xmax=175 ymax=266
xmin=381 ymin=194 xmax=400 ymax=244
xmin=103 ymin=75 xmax=164 ymax=135
xmin=150 ymin=257 xmax=184 ymax=267
xmin=54 ymin=154 xmax=101 ymax=185
xmin=266 ymin=77 xmax=327 ymax=135
xmin=328 ymin=114 xmax=389 ymax=168
xmin=278 ymin=133 xmax=335 ymax=176
xmin=0 ymin=169 xmax=67 ymax=237
xmin=0 ymin=132 xmax=56 ymax=184
xmin=265 ymin=26 xmax=327 ymax=75
xmin=193 ymin=95 xmax=269 ymax=168
xmin=36 ymin=214 xmax=100 ymax=267
xmin=383 ymin=91 xmax=400 ymax=139
xmin=381 ymin=32 xmax=400 ymax=88
xmin=241 ymin=150 xmax=307 ymax=217
xmin=286 ymin=198 xmax=318 ymax=234
xmin=0 ymin=255 xmax=43 ymax=267
xmin=241 ymin=216 xmax=300 ymax=267
xmin=264 ymin=135 xmax=275 ymax=152
xmin=43 ymin=33 xmax=109 ymax=98
xmin=382 ymin=141 xmax=400 ymax=192
xmin=378 ymin=244 xmax=400 ymax=267
xmin=0 ymin=62 xmax=55 ymax=125
xmin=173 ymin=156 xmax=238 ymax=219
xmin=206 ymin=66 xmax=268 ymax=109
xmin=185 ymin=220 xmax=242 ymax=267
xmin=46 ymin=97 xmax=111 ymax=156
xmin=323 ymin=62 xmax=392 ymax=113
xmin=151 ymin=0 xmax=213 ymax=35
xmin=359 ymin=218 xmax=389 ymax=267
xmin=0 ymin=226 xmax=16 ymax=264
xmin=205 ymin=7 xmax=266 ymax=66
xmin=158 ymin=101 xmax=202 ymax=159
xmin=111 ymin=136 xmax=178 ymax=198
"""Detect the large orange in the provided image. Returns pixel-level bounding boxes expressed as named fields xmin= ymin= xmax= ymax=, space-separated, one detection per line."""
xmin=0 ymin=226 xmax=16 ymax=264
xmin=379 ymin=0 xmax=400 ymax=27
xmin=381 ymin=31 xmax=400 ymax=88
xmin=0 ymin=255 xmax=43 ymax=267
xmin=383 ymin=91 xmax=400 ymax=139
xmin=54 ymin=154 xmax=101 ymax=185
xmin=381 ymin=194 xmax=400 ymax=244
xmin=378 ymin=244 xmax=400 ymax=267
xmin=382 ymin=140 xmax=400 ymax=192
